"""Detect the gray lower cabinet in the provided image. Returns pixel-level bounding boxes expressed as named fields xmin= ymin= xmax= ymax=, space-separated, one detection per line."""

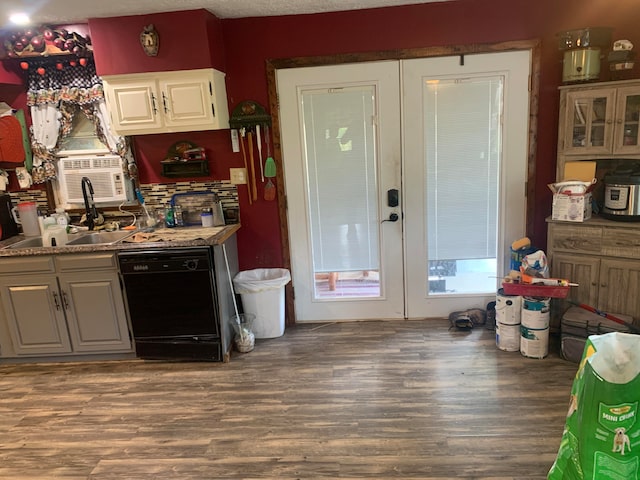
xmin=547 ymin=217 xmax=640 ymax=327
xmin=0 ymin=253 xmax=132 ymax=358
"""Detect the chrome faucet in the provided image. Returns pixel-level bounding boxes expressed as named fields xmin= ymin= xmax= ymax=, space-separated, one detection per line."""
xmin=81 ymin=176 xmax=99 ymax=231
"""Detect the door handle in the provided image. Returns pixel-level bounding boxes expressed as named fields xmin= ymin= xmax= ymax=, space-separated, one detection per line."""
xmin=53 ymin=292 xmax=61 ymax=310
xmin=382 ymin=213 xmax=399 ymax=223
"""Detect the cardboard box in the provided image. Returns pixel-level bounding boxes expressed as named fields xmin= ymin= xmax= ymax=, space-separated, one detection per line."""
xmin=548 ymin=180 xmax=596 ymax=222
xmin=551 ymin=192 xmax=592 ymax=222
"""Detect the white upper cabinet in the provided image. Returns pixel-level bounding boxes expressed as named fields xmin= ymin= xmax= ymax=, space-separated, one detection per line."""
xmin=102 ymin=68 xmax=230 ymax=135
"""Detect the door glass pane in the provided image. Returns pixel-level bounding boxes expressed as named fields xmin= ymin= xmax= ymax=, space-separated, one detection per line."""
xmin=590 ymin=97 xmax=607 ymax=147
xmin=424 ymin=77 xmax=502 ymax=295
xmin=301 ymin=87 xmax=381 ymax=299
xmin=572 ymin=99 xmax=588 ymax=147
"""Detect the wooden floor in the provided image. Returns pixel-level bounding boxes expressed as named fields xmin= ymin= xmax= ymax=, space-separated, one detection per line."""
xmin=0 ymin=319 xmax=578 ymax=479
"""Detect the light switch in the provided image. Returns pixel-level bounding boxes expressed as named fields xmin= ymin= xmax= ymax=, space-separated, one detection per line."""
xmin=230 ymin=167 xmax=247 ymax=184
xmin=230 ymin=129 xmax=240 ymax=153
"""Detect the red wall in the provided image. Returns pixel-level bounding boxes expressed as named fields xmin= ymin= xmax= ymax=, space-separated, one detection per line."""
xmin=218 ymin=0 xmax=640 ymax=269
xmin=4 ymin=0 xmax=640 ymax=271
xmin=89 ymin=9 xmax=225 ymax=75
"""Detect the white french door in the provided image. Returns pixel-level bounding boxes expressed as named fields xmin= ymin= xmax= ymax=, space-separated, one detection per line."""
xmin=277 ymin=51 xmax=530 ymax=322
xmin=403 ymin=52 xmax=530 ymax=318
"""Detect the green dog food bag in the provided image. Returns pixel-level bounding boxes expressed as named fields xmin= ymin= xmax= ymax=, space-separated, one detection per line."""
xmin=548 ymin=332 xmax=640 ymax=480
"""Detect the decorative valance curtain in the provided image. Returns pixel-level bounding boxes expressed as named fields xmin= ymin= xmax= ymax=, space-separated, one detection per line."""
xmin=25 ymin=58 xmax=134 ymax=184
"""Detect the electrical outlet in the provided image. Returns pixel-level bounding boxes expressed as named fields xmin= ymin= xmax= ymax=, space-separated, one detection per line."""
xmin=230 ymin=167 xmax=247 ymax=184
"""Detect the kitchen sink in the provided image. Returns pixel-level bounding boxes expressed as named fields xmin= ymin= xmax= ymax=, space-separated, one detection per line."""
xmin=5 ymin=236 xmax=45 ymax=249
xmin=66 ymin=231 xmax=134 ymax=246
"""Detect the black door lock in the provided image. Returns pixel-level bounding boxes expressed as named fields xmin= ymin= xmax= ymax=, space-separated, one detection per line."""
xmin=387 ymin=188 xmax=399 ymax=207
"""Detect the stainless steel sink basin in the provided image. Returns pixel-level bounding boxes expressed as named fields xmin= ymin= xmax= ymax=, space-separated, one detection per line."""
xmin=66 ymin=231 xmax=134 ymax=246
xmin=5 ymin=236 xmax=45 ymax=249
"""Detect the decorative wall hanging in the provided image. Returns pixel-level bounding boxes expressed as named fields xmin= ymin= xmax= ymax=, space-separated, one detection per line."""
xmin=2 ymin=26 xmax=92 ymax=58
xmin=140 ymin=24 xmax=159 ymax=57
xmin=229 ymin=100 xmax=271 ymax=129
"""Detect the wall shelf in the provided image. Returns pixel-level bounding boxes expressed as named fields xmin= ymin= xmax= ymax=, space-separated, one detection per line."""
xmin=161 ymin=160 xmax=209 ymax=178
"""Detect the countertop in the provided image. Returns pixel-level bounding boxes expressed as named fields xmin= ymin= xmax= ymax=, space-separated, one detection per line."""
xmin=0 ymin=224 xmax=241 ymax=257
xmin=546 ymin=215 xmax=640 ymax=228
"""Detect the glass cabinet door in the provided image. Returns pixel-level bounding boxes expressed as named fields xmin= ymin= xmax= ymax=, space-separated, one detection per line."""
xmin=614 ymin=87 xmax=640 ymax=153
xmin=563 ymin=89 xmax=615 ymax=155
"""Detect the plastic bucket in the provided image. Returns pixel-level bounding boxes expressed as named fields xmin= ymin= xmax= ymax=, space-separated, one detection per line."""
xmin=496 ymin=289 xmax=522 ymax=325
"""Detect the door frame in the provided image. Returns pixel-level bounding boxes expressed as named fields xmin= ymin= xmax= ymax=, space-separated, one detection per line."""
xmin=266 ymin=40 xmax=541 ymax=326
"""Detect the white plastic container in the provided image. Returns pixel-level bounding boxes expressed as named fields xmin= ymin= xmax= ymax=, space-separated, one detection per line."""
xmin=233 ymin=269 xmax=291 ymax=339
xmin=11 ymin=201 xmax=41 ymax=236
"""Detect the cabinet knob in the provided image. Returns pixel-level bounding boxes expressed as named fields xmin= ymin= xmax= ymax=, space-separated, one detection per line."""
xmin=616 ymin=118 xmax=623 ymax=124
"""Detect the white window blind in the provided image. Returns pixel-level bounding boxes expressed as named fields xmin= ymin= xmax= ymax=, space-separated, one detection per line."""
xmin=425 ymin=77 xmax=502 ymax=261
xmin=301 ymin=87 xmax=380 ymax=272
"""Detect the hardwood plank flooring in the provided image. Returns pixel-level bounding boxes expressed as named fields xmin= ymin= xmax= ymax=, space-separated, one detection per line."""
xmin=0 ymin=319 xmax=578 ymax=479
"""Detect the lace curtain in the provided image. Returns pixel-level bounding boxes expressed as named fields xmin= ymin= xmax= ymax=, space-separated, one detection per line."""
xmin=26 ymin=58 xmax=134 ymax=184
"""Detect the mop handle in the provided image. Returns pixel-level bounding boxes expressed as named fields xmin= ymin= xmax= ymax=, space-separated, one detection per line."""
xmin=222 ymin=244 xmax=240 ymax=319
xmin=568 ymin=300 xmax=640 ymax=334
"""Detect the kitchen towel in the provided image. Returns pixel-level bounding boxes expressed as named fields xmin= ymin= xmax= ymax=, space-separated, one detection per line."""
xmin=0 ymin=115 xmax=26 ymax=163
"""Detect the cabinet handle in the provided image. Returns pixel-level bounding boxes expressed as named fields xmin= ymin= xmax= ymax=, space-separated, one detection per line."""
xmin=61 ymin=291 xmax=70 ymax=310
xmin=151 ymin=94 xmax=158 ymax=114
xmin=162 ymin=92 xmax=169 ymax=113
xmin=616 ymin=118 xmax=623 ymax=124
xmin=53 ymin=292 xmax=61 ymax=310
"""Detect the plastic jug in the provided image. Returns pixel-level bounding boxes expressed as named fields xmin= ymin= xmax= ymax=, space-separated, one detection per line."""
xmin=11 ymin=202 xmax=41 ymax=236
xmin=42 ymin=225 xmax=68 ymax=247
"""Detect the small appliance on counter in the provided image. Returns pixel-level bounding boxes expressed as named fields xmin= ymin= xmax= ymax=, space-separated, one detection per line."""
xmin=558 ymin=27 xmax=613 ymax=83
xmin=0 ymin=193 xmax=19 ymax=240
xmin=601 ymin=163 xmax=640 ymax=221
xmin=170 ymin=191 xmax=226 ymax=226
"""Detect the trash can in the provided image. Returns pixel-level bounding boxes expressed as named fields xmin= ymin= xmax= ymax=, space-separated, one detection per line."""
xmin=233 ymin=268 xmax=291 ymax=339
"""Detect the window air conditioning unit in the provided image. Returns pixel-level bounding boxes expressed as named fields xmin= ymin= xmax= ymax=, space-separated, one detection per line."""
xmin=57 ymin=155 xmax=128 ymax=203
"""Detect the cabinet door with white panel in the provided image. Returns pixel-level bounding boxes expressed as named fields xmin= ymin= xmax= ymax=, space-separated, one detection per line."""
xmin=103 ymin=78 xmax=163 ymax=132
xmin=103 ymin=68 xmax=229 ymax=135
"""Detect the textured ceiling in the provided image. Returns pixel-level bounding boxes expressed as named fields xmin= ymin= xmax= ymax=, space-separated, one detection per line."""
xmin=1 ymin=0 xmax=451 ymax=26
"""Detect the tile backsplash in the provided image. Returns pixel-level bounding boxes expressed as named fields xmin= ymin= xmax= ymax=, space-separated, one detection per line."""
xmin=9 ymin=180 xmax=239 ymax=223
xmin=139 ymin=180 xmax=239 ymax=223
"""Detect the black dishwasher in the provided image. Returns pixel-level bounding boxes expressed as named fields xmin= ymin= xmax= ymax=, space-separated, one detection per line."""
xmin=118 ymin=248 xmax=223 ymax=361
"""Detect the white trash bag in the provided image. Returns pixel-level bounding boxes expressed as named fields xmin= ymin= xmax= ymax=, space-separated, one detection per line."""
xmin=233 ymin=268 xmax=291 ymax=294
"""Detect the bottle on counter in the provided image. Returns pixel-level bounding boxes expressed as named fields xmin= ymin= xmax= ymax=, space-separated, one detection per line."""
xmin=173 ymin=205 xmax=184 ymax=227
xmin=165 ymin=205 xmax=176 ymax=228
xmin=201 ymin=208 xmax=214 ymax=227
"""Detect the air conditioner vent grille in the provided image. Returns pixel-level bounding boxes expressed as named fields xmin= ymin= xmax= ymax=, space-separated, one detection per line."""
xmin=57 ymin=155 xmax=128 ymax=204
